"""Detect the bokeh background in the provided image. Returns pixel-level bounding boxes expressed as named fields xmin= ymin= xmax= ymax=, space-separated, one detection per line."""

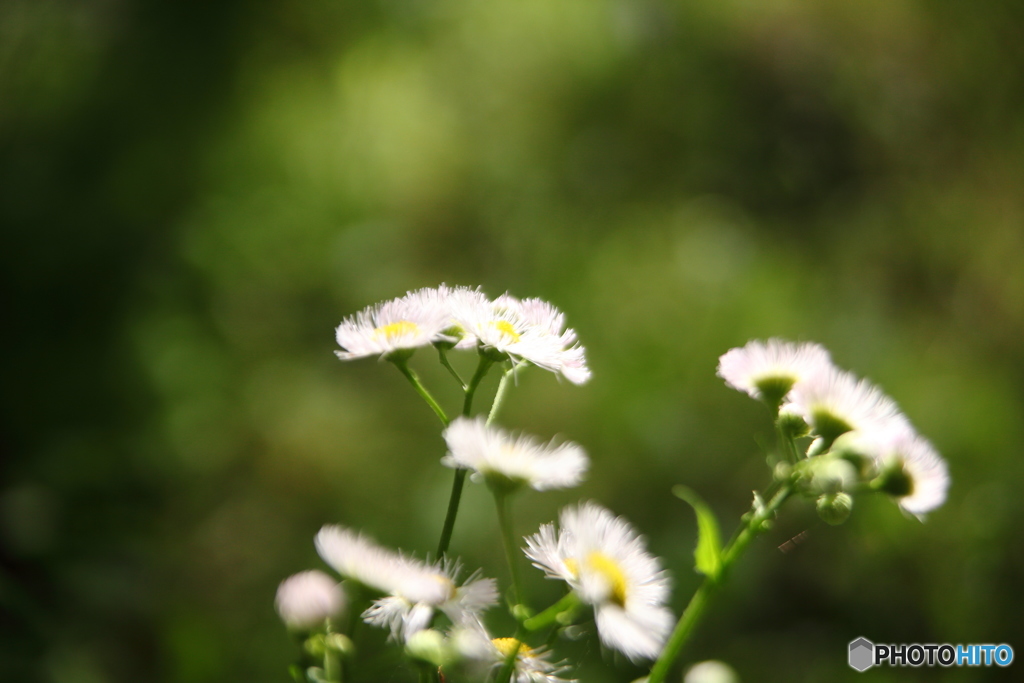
xmin=3 ymin=0 xmax=1023 ymax=681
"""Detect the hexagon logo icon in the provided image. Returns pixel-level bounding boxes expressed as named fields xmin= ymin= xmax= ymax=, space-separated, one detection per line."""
xmin=849 ymin=637 xmax=874 ymax=672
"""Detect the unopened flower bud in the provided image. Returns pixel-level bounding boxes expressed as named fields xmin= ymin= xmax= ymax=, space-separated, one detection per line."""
xmin=816 ymin=492 xmax=853 ymax=525
xmin=808 ymin=455 xmax=858 ymax=495
xmin=405 ymin=629 xmax=451 ymax=667
xmin=276 ymin=570 xmax=345 ymax=630
xmin=684 ymin=660 xmax=740 ymax=683
xmin=777 ymin=407 xmax=810 ymax=440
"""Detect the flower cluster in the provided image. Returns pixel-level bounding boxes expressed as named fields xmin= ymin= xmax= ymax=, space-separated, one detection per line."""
xmin=717 ymin=338 xmax=949 ymax=519
xmin=335 ymin=285 xmax=591 ymax=384
xmin=276 ymin=294 xmax=952 ymax=683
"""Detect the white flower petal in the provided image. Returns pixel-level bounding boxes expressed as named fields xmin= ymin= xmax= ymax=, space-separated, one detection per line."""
xmin=442 ymin=417 xmax=588 ymax=491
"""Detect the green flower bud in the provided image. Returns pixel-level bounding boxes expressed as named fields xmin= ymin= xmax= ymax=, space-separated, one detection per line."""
xmin=808 ymin=455 xmax=858 ymax=495
xmin=777 ymin=407 xmax=810 ymax=440
xmin=816 ymin=492 xmax=853 ymax=525
xmin=405 ymin=629 xmax=452 ymax=668
xmin=304 ymin=634 xmax=326 ymax=658
xmin=324 ymin=633 xmax=354 ymax=658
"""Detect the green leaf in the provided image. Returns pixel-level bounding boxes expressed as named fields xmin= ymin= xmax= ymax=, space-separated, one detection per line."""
xmin=673 ymin=485 xmax=722 ymax=580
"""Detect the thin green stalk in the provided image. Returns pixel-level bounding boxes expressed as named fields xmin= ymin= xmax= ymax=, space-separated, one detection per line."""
xmin=487 ymin=365 xmax=516 ymax=425
xmin=436 ymin=469 xmax=467 ymax=558
xmin=437 ymin=347 xmax=466 ymax=389
xmin=324 ymin=649 xmax=341 ymax=683
xmin=647 ymin=484 xmax=793 ymax=683
xmin=436 ymin=355 xmax=496 ymax=558
xmin=392 ymin=358 xmax=449 ymax=426
xmin=463 ymin=355 xmax=495 ymax=417
xmin=522 ymin=592 xmax=581 ymax=632
xmin=494 ymin=491 xmax=524 ymax=607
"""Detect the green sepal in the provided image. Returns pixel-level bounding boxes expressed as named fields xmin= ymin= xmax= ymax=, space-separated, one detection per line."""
xmin=673 ymin=485 xmax=723 ymax=581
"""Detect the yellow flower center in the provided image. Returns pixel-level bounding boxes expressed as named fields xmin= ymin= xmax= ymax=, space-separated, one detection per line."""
xmin=373 ymin=320 xmax=420 ymax=340
xmin=563 ymin=557 xmax=579 ymax=577
xmin=492 ymin=637 xmax=530 ymax=658
xmin=488 ymin=319 xmax=521 ymax=343
xmin=586 ymin=551 xmax=629 ymax=606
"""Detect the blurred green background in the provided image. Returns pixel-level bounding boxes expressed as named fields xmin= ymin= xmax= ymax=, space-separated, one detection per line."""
xmin=3 ymin=0 xmax=1023 ymax=681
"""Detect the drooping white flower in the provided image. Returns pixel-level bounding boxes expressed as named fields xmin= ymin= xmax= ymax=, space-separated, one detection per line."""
xmin=441 ymin=417 xmax=588 ymax=492
xmin=783 ymin=366 xmax=909 ymax=446
xmin=275 ymin=570 xmax=346 ymax=629
xmin=523 ymin=502 xmax=672 ymax=661
xmin=717 ymin=339 xmax=833 ymax=407
xmin=315 ymin=525 xmax=497 ymax=641
xmin=334 ymin=288 xmax=456 ymax=360
xmin=451 ymin=293 xmax=591 ymax=384
xmin=857 ymin=426 xmax=949 ymax=518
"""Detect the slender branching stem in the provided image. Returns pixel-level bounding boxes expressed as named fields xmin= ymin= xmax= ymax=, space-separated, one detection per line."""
xmin=494 ymin=491 xmax=524 ymax=607
xmin=392 ymin=358 xmax=450 ymax=426
xmin=436 ymin=355 xmax=496 ymax=558
xmin=437 ymin=347 xmax=466 ymax=389
xmin=647 ymin=483 xmax=794 ymax=683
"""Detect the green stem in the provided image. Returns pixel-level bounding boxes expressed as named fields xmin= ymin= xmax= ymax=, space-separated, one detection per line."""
xmin=436 ymin=469 xmax=467 ymax=558
xmin=522 ymin=591 xmax=581 ymax=632
xmin=435 ymin=356 xmax=496 ymax=558
xmin=437 ymin=347 xmax=466 ymax=389
xmin=494 ymin=491 xmax=524 ymax=607
xmin=392 ymin=358 xmax=449 ymax=426
xmin=487 ymin=365 xmax=516 ymax=426
xmin=324 ymin=649 xmax=341 ymax=683
xmin=463 ymin=355 xmax=495 ymax=417
xmin=647 ymin=484 xmax=793 ymax=683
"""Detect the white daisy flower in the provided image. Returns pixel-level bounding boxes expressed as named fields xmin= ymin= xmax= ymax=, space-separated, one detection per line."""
xmin=452 ymin=293 xmax=591 ymax=384
xmin=451 ymin=622 xmax=574 ymax=683
xmin=315 ymin=525 xmax=497 ymax=641
xmin=489 ymin=636 xmax=574 ymax=683
xmin=441 ymin=417 xmax=588 ymax=493
xmin=406 ymin=284 xmax=490 ymax=350
xmin=334 ymin=288 xmax=456 ymax=360
xmin=783 ymin=366 xmax=909 ymax=447
xmin=523 ymin=502 xmax=672 ymax=661
xmin=716 ymin=339 xmax=833 ymax=407
xmin=274 ymin=570 xmax=345 ymax=629
xmin=857 ymin=427 xmax=950 ymax=518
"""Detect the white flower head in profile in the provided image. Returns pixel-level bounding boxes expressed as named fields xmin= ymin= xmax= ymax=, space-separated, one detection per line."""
xmin=717 ymin=339 xmax=833 ymax=408
xmin=334 ymin=287 xmax=456 ymax=361
xmin=452 ymin=292 xmax=591 ymax=384
xmin=783 ymin=366 xmax=908 ymax=447
xmin=275 ymin=570 xmax=346 ymax=630
xmin=523 ymin=502 xmax=672 ymax=661
xmin=441 ymin=417 xmax=588 ymax=494
xmin=315 ymin=525 xmax=497 ymax=642
xmin=864 ymin=426 xmax=950 ymax=518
